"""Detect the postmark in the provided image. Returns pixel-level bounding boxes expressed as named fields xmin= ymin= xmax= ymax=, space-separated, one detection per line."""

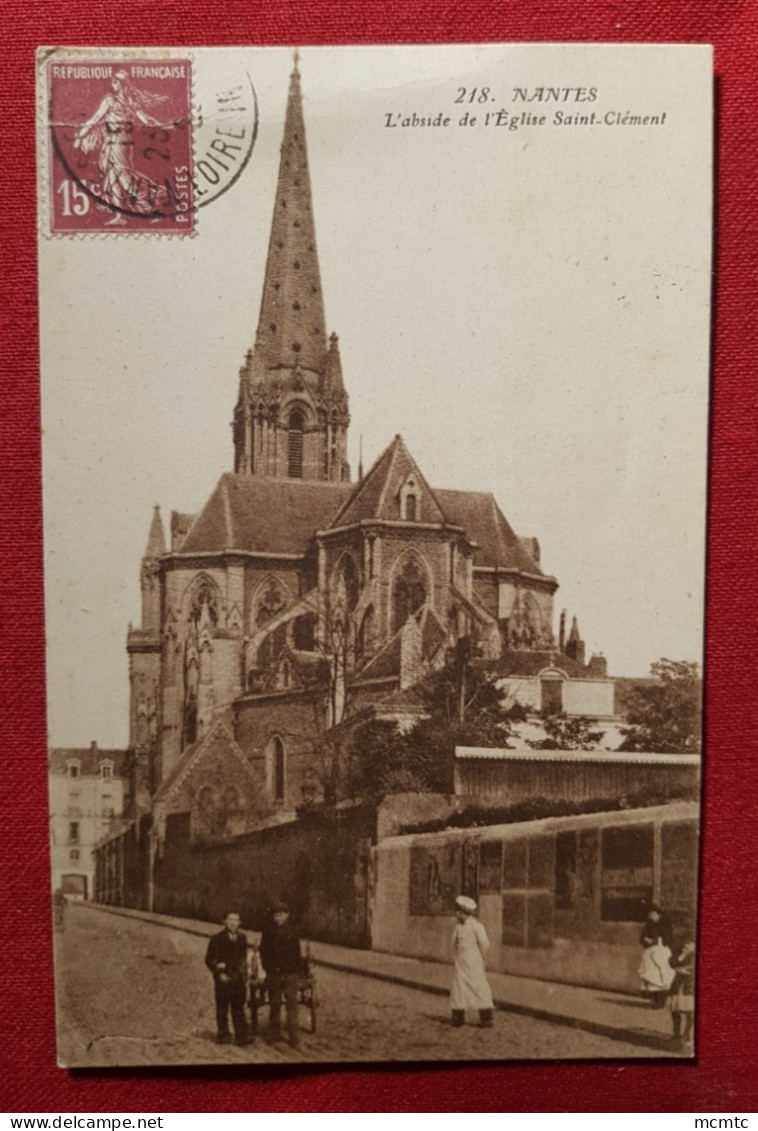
xmin=47 ymin=59 xmax=195 ymax=234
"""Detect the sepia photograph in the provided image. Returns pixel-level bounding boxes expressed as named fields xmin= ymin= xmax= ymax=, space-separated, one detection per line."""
xmin=38 ymin=43 xmax=711 ymax=1067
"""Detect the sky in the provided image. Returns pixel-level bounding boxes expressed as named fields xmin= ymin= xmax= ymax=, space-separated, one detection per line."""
xmin=38 ymin=44 xmax=713 ymax=748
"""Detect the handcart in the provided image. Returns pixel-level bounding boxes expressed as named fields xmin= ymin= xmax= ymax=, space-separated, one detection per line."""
xmin=247 ymin=941 xmax=317 ymax=1034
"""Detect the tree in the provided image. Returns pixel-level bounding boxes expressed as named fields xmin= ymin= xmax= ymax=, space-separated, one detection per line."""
xmin=619 ymin=659 xmax=701 ymax=754
xmin=345 ymin=641 xmax=518 ymax=799
xmin=527 ymin=711 xmax=605 ymax=750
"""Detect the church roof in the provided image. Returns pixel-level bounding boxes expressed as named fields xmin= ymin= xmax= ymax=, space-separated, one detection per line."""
xmin=178 ymin=473 xmax=351 ymax=556
xmin=177 ymin=454 xmax=549 ymax=577
xmin=435 ymin=488 xmax=545 ymax=575
xmin=329 ymin=434 xmax=447 ymax=529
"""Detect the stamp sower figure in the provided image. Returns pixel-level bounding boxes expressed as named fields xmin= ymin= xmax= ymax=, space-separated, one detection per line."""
xmin=205 ymin=911 xmax=249 ymax=1045
xmin=450 ymin=895 xmax=494 ymax=1028
xmin=73 ymin=71 xmax=170 ymax=223
xmin=259 ymin=900 xmax=302 ymax=1047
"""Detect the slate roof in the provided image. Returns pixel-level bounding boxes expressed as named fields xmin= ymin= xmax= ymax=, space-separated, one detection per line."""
xmin=49 ymin=747 xmax=129 ymax=776
xmin=178 ymin=474 xmax=351 ymax=556
xmin=329 ymin=435 xmax=447 ymax=529
xmin=176 ymin=440 xmax=548 ymax=580
xmin=435 ymin=489 xmax=544 ymax=575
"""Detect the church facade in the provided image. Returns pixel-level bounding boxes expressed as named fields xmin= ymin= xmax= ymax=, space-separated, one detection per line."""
xmin=127 ymin=64 xmax=607 ymax=842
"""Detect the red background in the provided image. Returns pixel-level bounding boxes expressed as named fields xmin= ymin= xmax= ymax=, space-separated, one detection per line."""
xmin=1 ymin=0 xmax=756 ymax=1114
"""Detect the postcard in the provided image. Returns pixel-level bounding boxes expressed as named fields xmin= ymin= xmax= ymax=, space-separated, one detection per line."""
xmin=38 ymin=43 xmax=711 ymax=1066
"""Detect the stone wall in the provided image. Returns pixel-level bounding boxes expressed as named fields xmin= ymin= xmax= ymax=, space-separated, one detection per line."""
xmin=97 ymin=803 xmax=377 ymax=947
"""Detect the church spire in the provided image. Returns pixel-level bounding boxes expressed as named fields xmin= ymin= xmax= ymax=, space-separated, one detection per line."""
xmin=140 ymin=506 xmax=165 ymax=632
xmin=144 ymin=505 xmax=166 ymax=558
xmin=254 ymin=60 xmax=328 ymax=375
xmin=234 ymin=60 xmax=350 ymax=483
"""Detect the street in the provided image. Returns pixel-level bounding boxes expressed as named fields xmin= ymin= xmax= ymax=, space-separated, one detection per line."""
xmin=55 ymin=903 xmax=663 ymax=1066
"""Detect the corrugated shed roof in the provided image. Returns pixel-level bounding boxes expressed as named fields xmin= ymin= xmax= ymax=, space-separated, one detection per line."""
xmin=455 ymin=746 xmax=701 ymax=766
xmin=179 ymin=474 xmax=351 ymax=555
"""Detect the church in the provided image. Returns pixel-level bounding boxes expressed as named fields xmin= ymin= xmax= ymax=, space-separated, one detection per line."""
xmin=126 ymin=63 xmax=608 ymax=843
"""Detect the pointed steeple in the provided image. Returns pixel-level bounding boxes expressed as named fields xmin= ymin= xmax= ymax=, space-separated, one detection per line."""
xmin=565 ymin=615 xmax=586 ymax=665
xmin=254 ymin=61 xmax=328 ymax=375
xmin=141 ymin=506 xmax=165 ymax=632
xmin=234 ymin=60 xmax=350 ymax=482
xmin=145 ymin=505 xmax=166 ymax=557
xmin=323 ymin=331 xmax=346 ymax=394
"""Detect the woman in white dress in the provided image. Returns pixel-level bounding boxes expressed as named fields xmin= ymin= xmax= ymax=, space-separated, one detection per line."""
xmin=450 ymin=895 xmax=494 ymax=1028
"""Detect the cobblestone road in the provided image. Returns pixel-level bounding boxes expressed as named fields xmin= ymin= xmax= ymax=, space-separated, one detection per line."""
xmin=55 ymin=903 xmax=657 ymax=1067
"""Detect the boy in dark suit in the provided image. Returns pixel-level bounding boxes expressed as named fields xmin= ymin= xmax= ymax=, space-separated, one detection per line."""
xmin=205 ymin=911 xmax=250 ymax=1045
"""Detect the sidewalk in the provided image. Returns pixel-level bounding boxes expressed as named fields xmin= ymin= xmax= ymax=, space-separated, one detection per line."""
xmin=84 ymin=902 xmax=679 ymax=1054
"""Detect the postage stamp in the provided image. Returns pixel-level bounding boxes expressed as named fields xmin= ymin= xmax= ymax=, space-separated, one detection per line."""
xmin=45 ymin=58 xmax=195 ymax=234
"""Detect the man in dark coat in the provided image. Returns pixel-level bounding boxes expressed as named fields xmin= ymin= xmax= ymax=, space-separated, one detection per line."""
xmin=205 ymin=911 xmax=249 ymax=1045
xmin=259 ymin=900 xmax=302 ymax=1047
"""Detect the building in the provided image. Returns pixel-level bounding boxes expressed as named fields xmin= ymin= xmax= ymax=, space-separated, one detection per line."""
xmin=371 ymin=800 xmax=698 ymax=992
xmin=121 ymin=61 xmax=610 ymax=847
xmin=49 ymin=742 xmax=128 ymax=899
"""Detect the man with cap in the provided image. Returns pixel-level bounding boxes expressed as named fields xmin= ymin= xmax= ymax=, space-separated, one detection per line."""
xmin=450 ymin=895 xmax=494 ymax=1028
xmin=259 ymin=900 xmax=303 ymax=1047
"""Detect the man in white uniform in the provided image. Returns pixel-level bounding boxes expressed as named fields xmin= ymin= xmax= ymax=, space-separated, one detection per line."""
xmin=450 ymin=894 xmax=494 ymax=1028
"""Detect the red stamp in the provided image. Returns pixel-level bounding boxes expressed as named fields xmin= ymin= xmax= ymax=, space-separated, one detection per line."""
xmin=47 ymin=59 xmax=194 ymax=234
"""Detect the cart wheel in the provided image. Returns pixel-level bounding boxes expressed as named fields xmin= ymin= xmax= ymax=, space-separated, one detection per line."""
xmin=301 ymin=984 xmax=316 ymax=1033
xmin=248 ymin=988 xmax=260 ymax=1035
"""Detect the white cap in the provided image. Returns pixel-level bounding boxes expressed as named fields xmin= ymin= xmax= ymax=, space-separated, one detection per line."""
xmin=455 ymin=895 xmax=477 ymax=913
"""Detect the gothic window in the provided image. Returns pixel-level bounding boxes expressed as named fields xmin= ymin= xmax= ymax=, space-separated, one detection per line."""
xmin=183 ymin=694 xmax=198 ymax=747
xmin=356 ymin=605 xmax=375 ymax=660
xmin=330 ymin=409 xmax=339 ymax=473
xmin=100 ymin=763 xmax=112 ymax=779
xmin=400 ymin=476 xmax=421 ymax=522
xmin=339 ymin=554 xmax=360 ymax=612
xmin=197 ymin=786 xmax=215 ymax=816
xmin=189 ymin=576 xmax=219 ymax=628
xmin=293 ymin=614 xmax=316 ymax=651
xmin=222 ymin=785 xmax=240 ymax=810
xmin=268 ymin=736 xmax=286 ymax=803
xmin=288 ymin=408 xmax=305 ymax=478
xmin=183 ymin=640 xmax=200 ymax=747
xmin=67 ymin=762 xmax=80 ymax=779
xmin=258 ymin=623 xmax=287 ymax=669
xmin=392 ymin=557 xmax=427 ymax=633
